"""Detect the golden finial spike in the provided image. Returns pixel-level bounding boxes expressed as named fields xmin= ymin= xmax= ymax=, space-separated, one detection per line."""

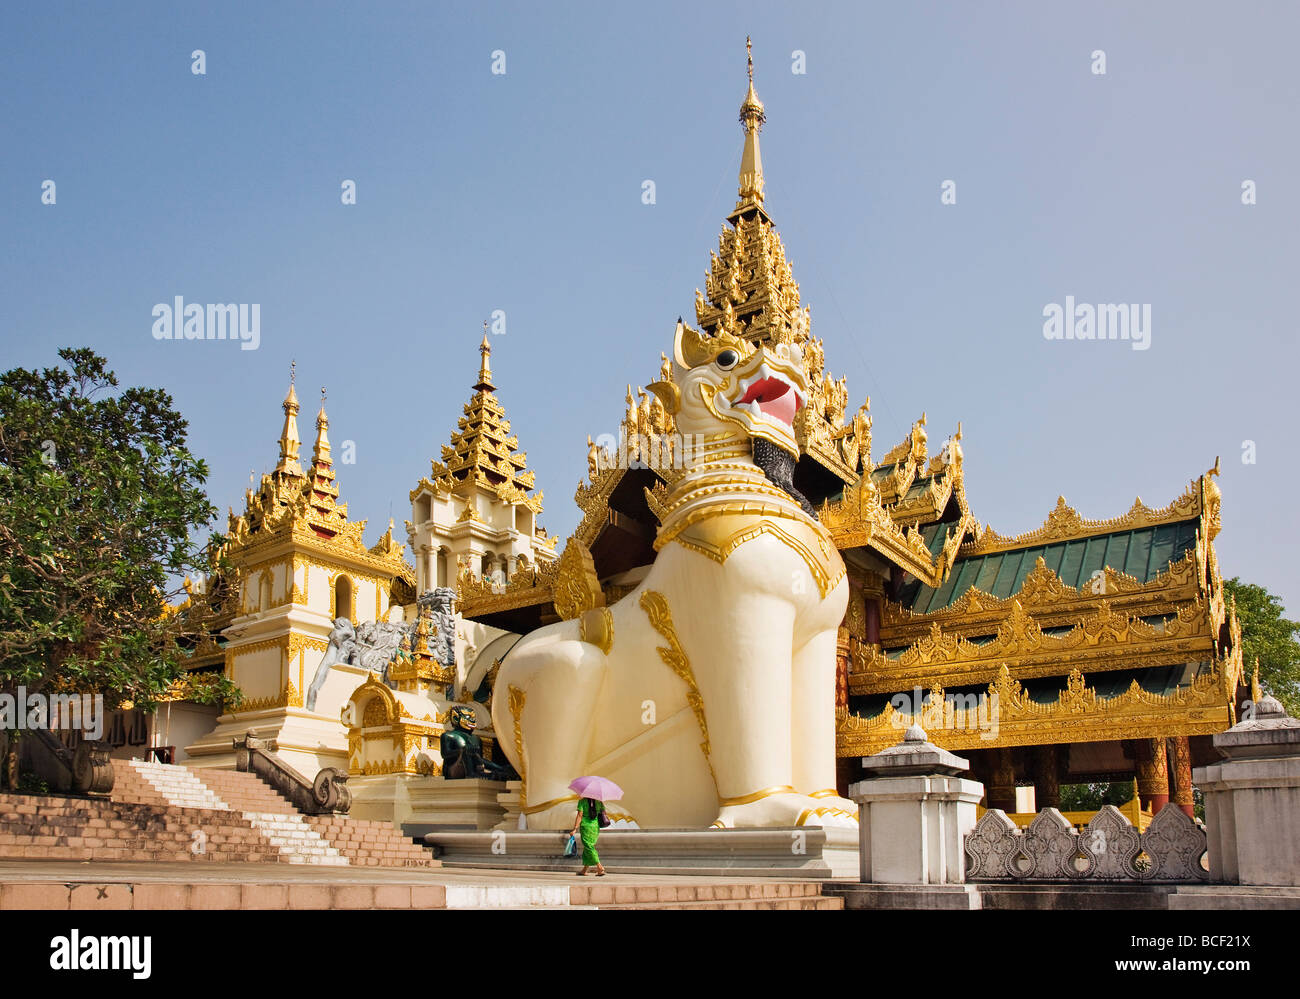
xmin=275 ymin=365 xmax=303 ymax=478
xmin=289 ymin=359 xmax=296 ymax=385
xmin=737 ymin=37 xmax=766 ymax=205
xmin=475 ymin=325 xmax=495 ymax=391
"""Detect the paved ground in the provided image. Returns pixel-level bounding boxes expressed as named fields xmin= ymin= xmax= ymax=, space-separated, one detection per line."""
xmin=0 ymin=859 xmax=789 ymax=886
xmin=0 ymin=860 xmax=838 ymax=909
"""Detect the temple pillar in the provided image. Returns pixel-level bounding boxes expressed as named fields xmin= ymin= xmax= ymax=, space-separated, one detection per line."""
xmin=1135 ymin=737 xmax=1170 ymax=814
xmin=420 ymin=545 xmax=433 ymax=592
xmin=835 ymin=628 xmax=850 ymax=709
xmin=1033 ymin=745 xmax=1061 ymax=811
xmin=987 ymin=748 xmax=1017 ymax=813
xmin=1168 ymin=735 xmax=1194 ymax=818
xmin=864 ymin=599 xmax=880 ymax=646
xmin=437 ymin=546 xmax=450 ymax=588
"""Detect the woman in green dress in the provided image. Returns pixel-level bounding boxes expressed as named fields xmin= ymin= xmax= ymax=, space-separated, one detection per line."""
xmin=570 ymin=796 xmax=607 ymax=876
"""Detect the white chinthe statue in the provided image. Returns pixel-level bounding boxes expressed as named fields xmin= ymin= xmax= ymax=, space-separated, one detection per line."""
xmin=491 ymin=321 xmax=856 ymax=829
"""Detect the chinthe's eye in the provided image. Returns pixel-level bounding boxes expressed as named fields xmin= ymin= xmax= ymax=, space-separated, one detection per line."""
xmin=716 ymin=349 xmax=739 ymax=370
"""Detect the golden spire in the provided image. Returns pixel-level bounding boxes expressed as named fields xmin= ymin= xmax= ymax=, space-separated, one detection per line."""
xmin=312 ymin=387 xmax=332 ymax=466
xmin=275 ymin=362 xmax=304 ymax=479
xmin=308 ymin=386 xmax=339 ymax=506
xmin=475 ymin=322 xmax=495 ymax=392
xmin=434 ymin=334 xmax=540 ymax=503
xmin=737 ymin=35 xmax=766 ymax=208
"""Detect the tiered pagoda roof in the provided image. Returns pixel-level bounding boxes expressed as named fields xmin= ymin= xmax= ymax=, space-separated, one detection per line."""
xmin=693 ymin=39 xmax=863 ymax=493
xmin=219 ymin=371 xmax=413 ymax=574
xmin=177 ymin=370 xmax=414 ymax=672
xmin=411 ymin=334 xmax=543 ymax=515
xmin=837 ymin=465 xmax=1243 ymax=757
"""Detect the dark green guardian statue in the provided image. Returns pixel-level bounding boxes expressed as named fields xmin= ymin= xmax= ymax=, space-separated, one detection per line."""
xmin=440 ymin=705 xmax=514 ymax=780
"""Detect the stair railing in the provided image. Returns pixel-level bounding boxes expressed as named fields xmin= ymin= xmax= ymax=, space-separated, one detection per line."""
xmin=24 ymin=728 xmax=114 ymax=795
xmin=232 ymin=733 xmax=352 ymax=814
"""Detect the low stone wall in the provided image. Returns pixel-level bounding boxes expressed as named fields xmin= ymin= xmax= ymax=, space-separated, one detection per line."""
xmin=965 ymin=804 xmax=1208 ymax=883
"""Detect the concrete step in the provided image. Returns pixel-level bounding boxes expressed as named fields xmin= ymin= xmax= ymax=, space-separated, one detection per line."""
xmin=110 ymin=762 xmax=435 ymax=867
xmin=240 ymin=811 xmax=349 ymax=866
xmin=569 ymin=881 xmax=829 ymax=905
xmin=601 ymin=896 xmax=844 ymax=910
xmin=128 ymin=761 xmax=230 ymax=812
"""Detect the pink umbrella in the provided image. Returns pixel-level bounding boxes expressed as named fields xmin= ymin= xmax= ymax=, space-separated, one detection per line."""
xmin=569 ymin=775 xmax=623 ymax=802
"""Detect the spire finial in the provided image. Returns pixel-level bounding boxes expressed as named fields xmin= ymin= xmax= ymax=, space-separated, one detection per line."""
xmin=310 ymin=383 xmax=333 ymax=480
xmin=290 ymin=359 xmax=296 ymax=385
xmin=474 ymin=324 xmax=495 ymax=392
xmin=275 ymin=364 xmax=304 ymax=478
xmin=737 ymin=37 xmax=766 ymax=206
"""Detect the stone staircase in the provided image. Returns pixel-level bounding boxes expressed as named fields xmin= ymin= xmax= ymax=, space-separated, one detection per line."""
xmin=122 ymin=761 xmax=346 ymax=866
xmin=0 ymin=761 xmax=434 ymax=868
xmin=115 ymin=761 xmax=434 ymax=867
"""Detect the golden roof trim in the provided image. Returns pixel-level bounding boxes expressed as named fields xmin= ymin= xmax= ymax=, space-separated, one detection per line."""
xmin=850 ymin=598 xmax=1212 ymax=695
xmin=819 ymin=477 xmax=951 ymax=587
xmin=882 ymin=549 xmax=1204 ymax=635
xmin=960 ymin=482 xmax=1203 ymax=557
xmin=836 ymin=664 xmax=1233 ymax=756
xmin=456 ymin=559 xmax=559 ymax=616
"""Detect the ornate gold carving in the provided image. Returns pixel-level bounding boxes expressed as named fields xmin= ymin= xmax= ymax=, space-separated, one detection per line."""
xmin=457 ymin=558 xmax=560 ymax=616
xmin=640 ymin=591 xmax=714 ymax=784
xmin=819 ymin=474 xmax=963 ymax=588
xmin=666 ymin=518 xmax=844 ymax=599
xmin=795 ymin=807 xmax=858 ymax=825
xmin=878 ymin=413 xmax=928 ymax=470
xmin=961 ymin=487 xmax=1202 ymax=557
xmin=508 ymin=684 xmax=526 ymax=808
xmin=418 ymin=340 xmax=546 ymax=511
xmin=853 ymin=597 xmax=1211 ymax=695
xmin=719 ymin=785 xmax=796 ymax=806
xmin=363 ymin=697 xmax=390 ymax=727
xmin=579 ymin=606 xmax=614 ymax=654
xmin=521 ymin=793 xmax=579 ymax=815
xmin=882 ymin=553 xmax=1202 ymax=641
xmin=238 ymin=692 xmax=286 ymax=712
xmin=220 ymin=380 xmax=414 ymax=592
xmin=836 ymin=664 xmax=1233 ymax=756
xmin=552 ymin=538 xmax=605 ymax=621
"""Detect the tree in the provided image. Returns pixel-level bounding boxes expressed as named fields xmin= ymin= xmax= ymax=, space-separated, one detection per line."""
xmin=0 ymin=348 xmax=237 ymax=787
xmin=1059 ymin=780 xmax=1135 ymax=813
xmin=1223 ymin=578 xmax=1300 ymax=716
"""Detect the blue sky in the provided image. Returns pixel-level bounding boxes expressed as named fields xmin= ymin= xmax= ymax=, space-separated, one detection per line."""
xmin=2 ymin=2 xmax=1297 ymax=613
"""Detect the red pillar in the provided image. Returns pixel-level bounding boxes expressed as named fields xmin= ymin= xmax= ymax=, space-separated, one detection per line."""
xmin=1135 ymin=737 xmax=1170 ymax=814
xmin=1169 ymin=735 xmax=1194 ymax=818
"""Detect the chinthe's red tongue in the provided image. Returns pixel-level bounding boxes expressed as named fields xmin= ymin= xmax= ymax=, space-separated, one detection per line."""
xmin=739 ymin=377 xmax=799 ymax=427
xmin=758 ymin=390 xmax=797 ymax=426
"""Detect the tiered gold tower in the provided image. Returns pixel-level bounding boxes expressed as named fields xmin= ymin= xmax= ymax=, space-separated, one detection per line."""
xmin=180 ymin=370 xmax=415 ymax=773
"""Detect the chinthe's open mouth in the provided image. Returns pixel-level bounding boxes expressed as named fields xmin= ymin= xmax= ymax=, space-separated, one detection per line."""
xmin=734 ymin=373 xmax=803 ymax=427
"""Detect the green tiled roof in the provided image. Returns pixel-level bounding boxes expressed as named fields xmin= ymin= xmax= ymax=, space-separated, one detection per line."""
xmin=900 ymin=519 xmax=1200 ymax=615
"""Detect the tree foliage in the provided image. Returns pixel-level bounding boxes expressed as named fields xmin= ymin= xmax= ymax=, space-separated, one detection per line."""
xmin=1059 ymin=780 xmax=1135 ymax=812
xmin=1224 ymin=577 xmax=1300 ymax=715
xmin=0 ymin=349 xmax=238 ymax=781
